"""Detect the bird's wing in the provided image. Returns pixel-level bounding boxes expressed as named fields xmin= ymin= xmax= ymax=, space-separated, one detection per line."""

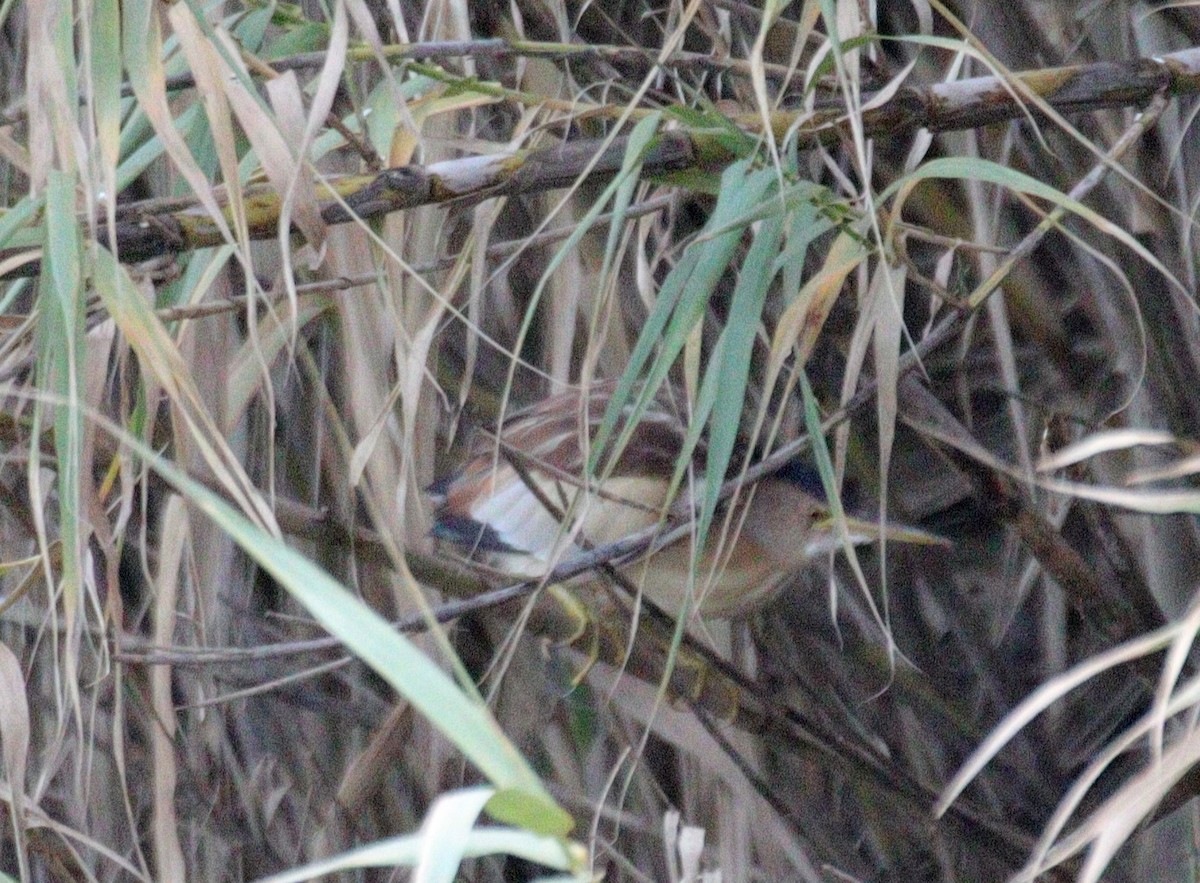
xmin=432 ymin=381 xmax=695 ymax=566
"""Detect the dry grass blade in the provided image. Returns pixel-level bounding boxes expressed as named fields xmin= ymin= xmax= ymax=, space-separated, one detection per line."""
xmin=0 ymin=639 xmax=30 ymax=879
xmin=149 ymin=496 xmax=187 ymax=879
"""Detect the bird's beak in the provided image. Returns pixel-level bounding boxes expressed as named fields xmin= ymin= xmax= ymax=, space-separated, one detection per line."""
xmin=804 ymin=513 xmax=950 ymax=558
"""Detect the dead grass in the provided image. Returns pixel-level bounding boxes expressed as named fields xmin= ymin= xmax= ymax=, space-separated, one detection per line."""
xmin=1 ymin=2 xmax=1200 ymax=881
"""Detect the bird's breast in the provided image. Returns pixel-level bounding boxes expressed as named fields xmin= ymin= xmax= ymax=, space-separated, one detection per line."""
xmin=628 ymin=535 xmax=789 ymax=618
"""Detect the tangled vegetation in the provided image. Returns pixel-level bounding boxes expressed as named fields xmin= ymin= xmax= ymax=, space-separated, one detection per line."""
xmin=2 ymin=2 xmax=1200 ymax=881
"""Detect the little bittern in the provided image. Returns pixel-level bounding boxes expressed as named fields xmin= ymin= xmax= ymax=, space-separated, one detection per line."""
xmin=430 ymin=380 xmax=940 ymax=618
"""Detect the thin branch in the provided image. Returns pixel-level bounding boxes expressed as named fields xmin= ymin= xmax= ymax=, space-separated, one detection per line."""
xmin=141 ymin=37 xmax=814 ymax=98
xmin=150 ymin=194 xmax=675 ymax=324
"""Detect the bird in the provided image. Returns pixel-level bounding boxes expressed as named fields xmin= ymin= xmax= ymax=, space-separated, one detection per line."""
xmin=428 ymin=379 xmax=943 ymax=619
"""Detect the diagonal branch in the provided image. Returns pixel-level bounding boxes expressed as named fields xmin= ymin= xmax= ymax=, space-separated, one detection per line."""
xmin=2 ymin=48 xmax=1198 ymax=278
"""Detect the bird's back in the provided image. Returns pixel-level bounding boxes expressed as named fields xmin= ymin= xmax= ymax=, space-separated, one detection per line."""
xmin=430 ymin=380 xmax=693 ymax=571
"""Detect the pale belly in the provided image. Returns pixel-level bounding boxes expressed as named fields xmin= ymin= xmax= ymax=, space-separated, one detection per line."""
xmin=622 ymin=538 xmax=788 ymax=619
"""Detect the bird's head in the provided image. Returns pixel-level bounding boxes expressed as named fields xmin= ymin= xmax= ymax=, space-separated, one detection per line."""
xmin=740 ymin=463 xmax=947 ymax=567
